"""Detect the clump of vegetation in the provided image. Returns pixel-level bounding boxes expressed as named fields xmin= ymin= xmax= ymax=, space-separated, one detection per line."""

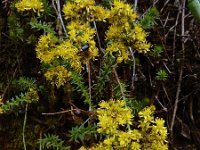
xmin=1 ymin=0 xmax=182 ymax=149
xmin=38 ymin=134 xmax=70 ymax=150
xmin=80 ymin=100 xmax=167 ymax=150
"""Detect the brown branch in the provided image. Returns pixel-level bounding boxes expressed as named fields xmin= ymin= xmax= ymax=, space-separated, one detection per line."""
xmin=42 ymin=108 xmax=93 ymax=116
xmin=52 ymin=0 xmax=67 ymax=36
xmin=42 ymin=109 xmax=80 ymax=115
xmin=170 ymin=0 xmax=185 ymax=133
xmin=2 ymin=66 xmax=18 ymax=101
xmin=172 ymin=12 xmax=180 ymax=63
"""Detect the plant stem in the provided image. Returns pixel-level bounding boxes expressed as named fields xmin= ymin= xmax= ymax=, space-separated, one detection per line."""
xmin=134 ymin=0 xmax=138 ymax=11
xmin=170 ymin=0 xmax=185 ymax=136
xmin=129 ymin=47 xmax=136 ymax=90
xmin=93 ymin=21 xmax=105 ymax=54
xmin=52 ymin=0 xmax=67 ymax=36
xmin=23 ymin=104 xmax=28 ymax=150
xmin=113 ymin=67 xmax=126 ymax=100
xmin=87 ymin=60 xmax=92 ymax=111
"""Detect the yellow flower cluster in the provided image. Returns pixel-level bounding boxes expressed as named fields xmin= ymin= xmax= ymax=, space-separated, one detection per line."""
xmin=44 ymin=66 xmax=71 ymax=88
xmin=63 ymin=0 xmax=107 ymax=21
xmin=131 ymin=25 xmax=151 ymax=53
xmin=56 ymin=41 xmax=82 ymax=71
xmin=138 ymin=106 xmax=168 ymax=150
xmin=34 ymin=0 xmax=152 ymax=86
xmin=107 ymin=0 xmax=137 ymax=25
xmin=35 ymin=33 xmax=80 ymax=86
xmin=25 ymin=88 xmax=39 ymax=102
xmin=0 ymin=96 xmax=4 ymax=114
xmin=0 ymin=107 xmax=3 ymax=114
xmin=35 ymin=22 xmax=98 ymax=70
xmin=66 ymin=21 xmax=98 ymax=63
xmin=35 ymin=33 xmax=59 ymax=64
xmin=81 ymin=100 xmax=168 ymax=150
xmin=15 ymin=0 xmax=44 ymax=15
xmin=62 ymin=0 xmax=104 ymax=70
xmin=105 ymin=1 xmax=151 ymax=63
xmin=36 ymin=28 xmax=96 ymax=67
xmin=138 ymin=105 xmax=156 ymax=129
xmin=106 ymin=41 xmax=129 ymax=63
xmin=97 ymin=99 xmax=132 ymax=134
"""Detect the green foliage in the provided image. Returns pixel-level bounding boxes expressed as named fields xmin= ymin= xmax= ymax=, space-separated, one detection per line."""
xmin=8 ymin=14 xmax=24 ymax=40
xmin=93 ymin=55 xmax=115 ymax=101
xmin=40 ymin=0 xmax=54 ymax=16
xmin=139 ymin=7 xmax=159 ymax=29
xmin=1 ymin=90 xmax=38 ymax=113
xmin=102 ymin=0 xmax=112 ymax=8
xmin=0 ymin=0 xmax=171 ymax=149
xmin=12 ymin=77 xmax=37 ymax=91
xmin=29 ymin=18 xmax=56 ymax=34
xmin=69 ymin=124 xmax=97 ymax=143
xmin=151 ymin=45 xmax=164 ymax=57
xmin=113 ymin=82 xmax=129 ymax=100
xmin=38 ymin=134 xmax=70 ymax=150
xmin=125 ymin=98 xmax=150 ymax=116
xmin=156 ymin=69 xmax=168 ymax=81
xmin=70 ymin=72 xmax=91 ymax=107
xmin=188 ymin=0 xmax=200 ymax=21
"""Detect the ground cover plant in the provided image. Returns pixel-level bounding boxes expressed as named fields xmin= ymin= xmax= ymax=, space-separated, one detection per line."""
xmin=0 ymin=0 xmax=200 ymax=149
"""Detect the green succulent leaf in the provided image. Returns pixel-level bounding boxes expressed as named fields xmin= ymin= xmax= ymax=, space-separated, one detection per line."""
xmin=188 ymin=0 xmax=200 ymax=20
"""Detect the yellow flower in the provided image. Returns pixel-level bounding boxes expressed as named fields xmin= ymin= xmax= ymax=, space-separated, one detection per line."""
xmin=134 ymin=42 xmax=151 ymax=53
xmin=35 ymin=33 xmax=58 ymax=63
xmin=97 ymin=115 xmax=118 ymax=134
xmin=97 ymin=99 xmax=132 ymax=134
xmin=44 ymin=66 xmax=71 ymax=88
xmin=15 ymin=0 xmax=44 ymax=15
xmin=106 ymin=41 xmax=129 ymax=63
xmin=25 ymin=88 xmax=39 ymax=102
xmin=66 ymin=21 xmax=99 ymax=63
xmin=103 ymin=137 xmax=114 ymax=146
xmin=118 ymin=131 xmax=133 ymax=147
xmin=138 ymin=105 xmax=156 ymax=130
xmin=129 ymin=25 xmax=151 ymax=53
xmin=88 ymin=143 xmax=106 ymax=150
xmin=106 ymin=25 xmax=123 ymax=40
xmin=63 ymin=0 xmax=107 ymax=22
xmin=0 ymin=96 xmax=4 ymax=114
xmin=63 ymin=2 xmax=78 ymax=20
xmin=151 ymin=118 xmax=168 ymax=141
xmin=150 ymin=140 xmax=168 ymax=150
xmin=131 ymin=142 xmax=141 ymax=150
xmin=138 ymin=105 xmax=155 ymax=118
xmin=133 ymin=25 xmax=143 ymax=33
xmin=36 ymin=24 xmax=98 ymax=71
xmin=86 ymin=102 xmax=167 ymax=149
xmin=99 ymin=101 xmax=110 ymax=109
xmin=0 ymin=107 xmax=4 ymax=114
xmin=88 ymin=6 xmax=108 ymax=21
xmin=56 ymin=41 xmax=83 ymax=71
xmin=75 ymin=0 xmax=95 ymax=9
xmin=155 ymin=118 xmax=165 ymax=129
xmin=107 ymin=0 xmax=137 ymax=25
xmin=0 ymin=96 xmax=3 ymax=105
xmin=130 ymin=129 xmax=142 ymax=142
xmin=79 ymin=147 xmax=87 ymax=150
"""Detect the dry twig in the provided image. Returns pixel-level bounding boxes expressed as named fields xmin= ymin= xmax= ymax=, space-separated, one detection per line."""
xmin=170 ymin=0 xmax=186 ymax=135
